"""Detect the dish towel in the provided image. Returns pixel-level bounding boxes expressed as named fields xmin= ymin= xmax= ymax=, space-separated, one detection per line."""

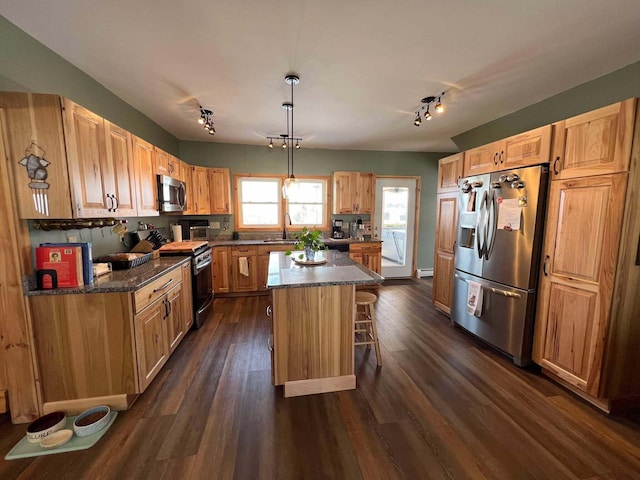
xmin=239 ymin=257 xmax=249 ymax=276
xmin=467 ymin=281 xmax=483 ymax=317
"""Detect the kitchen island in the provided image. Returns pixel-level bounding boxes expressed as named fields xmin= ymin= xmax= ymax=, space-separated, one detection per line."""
xmin=267 ymin=250 xmax=383 ymax=397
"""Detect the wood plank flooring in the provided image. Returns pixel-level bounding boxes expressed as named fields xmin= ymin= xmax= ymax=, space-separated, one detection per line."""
xmin=1 ymin=279 xmax=640 ymax=479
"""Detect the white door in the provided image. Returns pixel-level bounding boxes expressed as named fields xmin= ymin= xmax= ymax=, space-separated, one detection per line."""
xmin=374 ymin=178 xmax=417 ymax=278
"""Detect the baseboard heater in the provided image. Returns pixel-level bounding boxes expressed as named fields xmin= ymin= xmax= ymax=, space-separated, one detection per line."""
xmin=417 ymin=268 xmax=433 ymax=277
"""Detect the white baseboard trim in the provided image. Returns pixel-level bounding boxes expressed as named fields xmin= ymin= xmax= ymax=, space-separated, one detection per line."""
xmin=417 ymin=268 xmax=434 ymax=278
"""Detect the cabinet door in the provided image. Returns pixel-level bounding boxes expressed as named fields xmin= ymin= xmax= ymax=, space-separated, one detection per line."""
xmin=534 ymin=174 xmax=627 ymax=396
xmin=134 ymin=301 xmax=168 ymax=392
xmin=213 ymin=247 xmax=230 ymax=293
xmin=551 ymin=99 xmax=636 ymax=180
xmin=464 ymin=143 xmax=497 ymax=176
xmin=357 ymin=172 xmax=376 ymax=214
xmin=63 ymin=99 xmax=110 ymax=218
xmin=181 ymin=261 xmax=193 ymax=330
xmin=167 ymin=155 xmax=181 ymax=180
xmin=432 ymin=192 xmax=457 ymax=314
xmin=182 ymin=161 xmax=195 ymax=214
xmin=437 ymin=153 xmax=463 ymax=193
xmin=258 ymin=254 xmax=270 ymax=292
xmin=0 ymin=92 xmax=74 ymax=219
xmin=231 ymin=249 xmax=257 ymax=292
xmin=154 ymin=147 xmax=170 ymax=176
xmin=349 ymin=252 xmax=363 ymax=265
xmin=332 ymin=171 xmax=357 ymax=214
xmin=165 ymin=285 xmax=185 ymax=353
xmin=209 ymin=167 xmax=232 ymax=214
xmin=192 ymin=166 xmax=211 ymax=214
xmin=132 ymin=135 xmax=159 ymax=216
xmin=105 ymin=121 xmax=137 ymax=216
xmin=501 ymin=125 xmax=552 ymax=169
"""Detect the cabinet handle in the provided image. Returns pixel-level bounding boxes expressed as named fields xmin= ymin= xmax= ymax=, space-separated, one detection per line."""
xmin=169 ymin=164 xmax=174 ymax=174
xmin=106 ymin=194 xmax=113 ymax=212
xmin=153 ymin=278 xmax=173 ymax=293
xmin=266 ymin=305 xmax=272 ymax=317
xmin=166 ymin=298 xmax=172 ymax=316
xmin=499 ymin=151 xmax=504 ymax=163
xmin=112 ymin=195 xmax=119 ymax=211
xmin=543 ymin=255 xmax=550 ymax=276
xmin=493 ymin=153 xmax=498 ymax=165
xmin=195 ymin=202 xmax=198 ymax=212
xmin=267 ymin=335 xmax=273 ymax=352
xmin=553 ymin=157 xmax=561 ymax=175
xmin=453 ymin=240 xmax=457 ymax=252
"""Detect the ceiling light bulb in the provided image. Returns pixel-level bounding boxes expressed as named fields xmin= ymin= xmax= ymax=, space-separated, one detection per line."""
xmin=414 ymin=114 xmax=422 ymax=126
xmin=282 ymin=141 xmax=287 ymax=149
xmin=198 ymin=117 xmax=205 ymax=125
xmin=435 ymin=99 xmax=444 ymax=114
xmin=295 ymin=140 xmax=300 ymax=149
xmin=268 ymin=140 xmax=274 ymax=149
xmin=425 ymin=107 xmax=432 ymax=121
xmin=210 ymin=126 xmax=216 ymax=134
xmin=204 ymin=122 xmax=211 ymax=129
xmin=208 ymin=129 xmax=215 ymax=135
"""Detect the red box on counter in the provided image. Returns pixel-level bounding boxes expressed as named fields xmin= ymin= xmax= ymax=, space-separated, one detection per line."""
xmin=35 ymin=246 xmax=84 ymax=288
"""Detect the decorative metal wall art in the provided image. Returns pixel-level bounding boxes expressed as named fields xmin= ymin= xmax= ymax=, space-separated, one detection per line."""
xmin=18 ymin=142 xmax=51 ymax=216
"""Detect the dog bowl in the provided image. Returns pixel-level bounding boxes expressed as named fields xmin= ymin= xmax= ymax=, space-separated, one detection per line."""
xmin=72 ymin=405 xmax=111 ymax=437
xmin=39 ymin=429 xmax=73 ymax=449
xmin=26 ymin=411 xmax=67 ymax=443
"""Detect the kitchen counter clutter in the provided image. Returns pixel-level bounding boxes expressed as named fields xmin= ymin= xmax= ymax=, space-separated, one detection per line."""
xmin=266 ymin=250 xmax=383 ymax=397
xmin=208 ymin=237 xmax=381 ymax=247
xmin=23 ymin=257 xmax=189 ymax=296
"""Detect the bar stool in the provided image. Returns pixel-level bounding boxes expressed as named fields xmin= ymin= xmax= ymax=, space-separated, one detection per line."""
xmin=354 ymin=291 xmax=382 ymax=367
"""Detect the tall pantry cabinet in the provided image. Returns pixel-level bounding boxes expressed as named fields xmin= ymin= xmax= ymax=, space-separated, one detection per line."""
xmin=533 ymin=98 xmax=640 ymax=411
xmin=432 ymin=153 xmax=463 ymax=315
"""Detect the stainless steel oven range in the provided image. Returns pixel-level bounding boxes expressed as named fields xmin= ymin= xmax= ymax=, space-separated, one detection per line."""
xmin=159 ymin=241 xmax=213 ymax=329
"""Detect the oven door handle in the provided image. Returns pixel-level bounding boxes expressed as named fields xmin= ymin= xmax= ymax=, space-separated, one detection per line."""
xmin=194 ymin=256 xmax=212 ymax=274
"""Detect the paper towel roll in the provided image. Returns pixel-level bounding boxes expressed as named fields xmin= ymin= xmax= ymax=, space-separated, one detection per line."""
xmin=171 ymin=224 xmax=182 ymax=242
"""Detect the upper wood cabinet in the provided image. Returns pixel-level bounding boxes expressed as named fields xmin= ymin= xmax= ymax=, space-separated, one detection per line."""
xmin=132 ymin=135 xmax=159 ymax=217
xmin=432 ymin=192 xmax=457 ymax=315
xmin=463 ymin=125 xmax=552 ymax=176
xmin=168 ymin=155 xmax=181 ymax=180
xmin=437 ymin=153 xmax=463 ymax=193
xmin=332 ymin=171 xmax=375 ymax=214
xmin=208 ymin=167 xmax=232 ymax=214
xmin=104 ymin=121 xmax=137 ymax=216
xmin=549 ymin=99 xmax=636 ymax=180
xmin=182 ymin=160 xmax=195 ymax=214
xmin=192 ymin=166 xmax=211 ymax=215
xmin=153 ymin=147 xmax=170 ymax=176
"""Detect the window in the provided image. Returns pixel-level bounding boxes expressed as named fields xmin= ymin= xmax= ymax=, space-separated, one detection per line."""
xmin=286 ymin=178 xmax=328 ymax=229
xmin=235 ymin=175 xmax=329 ymax=230
xmin=236 ymin=176 xmax=282 ymax=229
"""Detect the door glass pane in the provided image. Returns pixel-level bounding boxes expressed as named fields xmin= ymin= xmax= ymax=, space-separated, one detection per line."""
xmin=381 ymin=187 xmax=408 ymax=267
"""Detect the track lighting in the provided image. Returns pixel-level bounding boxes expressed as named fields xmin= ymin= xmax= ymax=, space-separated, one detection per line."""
xmin=197 ymin=107 xmax=216 ymax=135
xmin=413 ymin=91 xmax=445 ymax=126
xmin=268 ymin=139 xmax=274 ymax=149
xmin=295 ymin=140 xmax=300 ymax=149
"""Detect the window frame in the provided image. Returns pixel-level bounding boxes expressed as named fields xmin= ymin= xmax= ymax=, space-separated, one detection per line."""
xmin=234 ymin=174 xmax=330 ymax=232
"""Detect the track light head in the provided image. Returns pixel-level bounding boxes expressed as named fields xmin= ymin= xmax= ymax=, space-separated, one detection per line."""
xmin=435 ymin=96 xmax=444 ymax=113
xmin=198 ymin=117 xmax=205 ymax=125
xmin=414 ymin=114 xmax=422 ymax=126
xmin=425 ymin=106 xmax=432 ymax=121
xmin=295 ymin=140 xmax=300 ymax=149
xmin=268 ymin=139 xmax=274 ymax=149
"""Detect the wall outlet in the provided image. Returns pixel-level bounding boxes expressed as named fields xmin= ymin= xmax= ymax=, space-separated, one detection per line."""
xmin=67 ymin=235 xmax=78 ymax=242
xmin=210 ymin=221 xmax=221 ymax=229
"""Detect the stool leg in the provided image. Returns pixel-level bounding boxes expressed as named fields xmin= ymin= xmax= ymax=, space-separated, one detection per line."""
xmin=366 ymin=305 xmax=372 ymax=350
xmin=369 ymin=303 xmax=382 ymax=367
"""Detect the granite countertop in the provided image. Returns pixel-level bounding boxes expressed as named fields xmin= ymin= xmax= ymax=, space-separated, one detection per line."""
xmin=266 ymin=250 xmax=384 ymax=289
xmin=23 ymin=256 xmax=190 ymax=296
xmin=209 ymin=238 xmax=382 ymax=247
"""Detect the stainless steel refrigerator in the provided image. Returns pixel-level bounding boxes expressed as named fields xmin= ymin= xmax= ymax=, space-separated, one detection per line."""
xmin=451 ymin=164 xmax=549 ymax=366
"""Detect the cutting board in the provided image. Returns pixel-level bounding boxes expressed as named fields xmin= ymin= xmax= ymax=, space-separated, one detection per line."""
xmin=159 ymin=241 xmax=208 ymax=253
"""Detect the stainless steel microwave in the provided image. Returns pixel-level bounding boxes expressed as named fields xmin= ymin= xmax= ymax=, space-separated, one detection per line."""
xmin=157 ymin=175 xmax=186 ymax=213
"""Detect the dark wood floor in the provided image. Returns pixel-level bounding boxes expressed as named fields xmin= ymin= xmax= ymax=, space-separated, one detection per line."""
xmin=2 ymin=279 xmax=640 ymax=479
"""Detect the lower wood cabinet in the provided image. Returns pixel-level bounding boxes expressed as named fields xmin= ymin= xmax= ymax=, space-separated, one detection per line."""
xmin=349 ymin=242 xmax=382 ymax=274
xmin=432 ymin=192 xmax=457 ymax=315
xmin=258 ymin=244 xmax=292 ymax=292
xmin=213 ymin=247 xmax=230 ymax=293
xmin=230 ymin=246 xmax=257 ymax=292
xmin=181 ymin=260 xmax=193 ymax=330
xmin=29 ymin=264 xmax=189 ymax=412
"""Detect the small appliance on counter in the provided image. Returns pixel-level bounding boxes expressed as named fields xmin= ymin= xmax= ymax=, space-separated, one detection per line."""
xmin=178 ymin=219 xmax=211 ymax=241
xmin=350 ymin=220 xmax=366 ymax=241
xmin=332 ymin=219 xmax=345 ymax=239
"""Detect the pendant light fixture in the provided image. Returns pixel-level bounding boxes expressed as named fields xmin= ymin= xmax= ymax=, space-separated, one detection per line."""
xmin=198 ymin=107 xmax=216 ymax=135
xmin=413 ymin=91 xmax=445 ymax=127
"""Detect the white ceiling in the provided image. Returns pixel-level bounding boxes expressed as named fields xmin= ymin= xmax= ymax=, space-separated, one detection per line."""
xmin=3 ymin=1 xmax=640 ymax=152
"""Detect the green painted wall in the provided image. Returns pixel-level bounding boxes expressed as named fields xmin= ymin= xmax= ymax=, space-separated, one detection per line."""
xmin=0 ymin=16 xmax=179 ymax=154
xmin=180 ymin=142 xmax=444 ymax=270
xmin=453 ymin=60 xmax=640 ymax=150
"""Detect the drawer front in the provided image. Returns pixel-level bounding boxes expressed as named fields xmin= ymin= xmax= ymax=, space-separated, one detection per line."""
xmin=231 ymin=246 xmax=258 ymax=256
xmin=134 ymin=268 xmax=183 ymax=314
xmin=349 ymin=242 xmax=381 ymax=253
xmin=257 ymin=244 xmax=293 ymax=255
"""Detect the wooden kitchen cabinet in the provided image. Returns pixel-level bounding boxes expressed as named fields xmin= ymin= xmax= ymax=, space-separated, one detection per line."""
xmin=182 ymin=160 xmax=195 ymax=214
xmin=165 ymin=283 xmax=186 ymax=354
xmin=549 ymin=98 xmax=636 ymax=180
xmin=208 ymin=167 xmax=232 ymax=214
xmin=437 ymin=153 xmax=463 ymax=193
xmin=168 ymin=154 xmax=181 ymax=180
xmin=192 ymin=166 xmax=211 ymax=214
xmin=257 ymin=244 xmax=291 ymax=292
xmin=212 ymin=247 xmax=230 ymax=293
xmin=463 ymin=125 xmax=552 ymax=176
xmin=153 ymin=146 xmax=170 ymax=176
xmin=231 ymin=245 xmax=258 ymax=292
xmin=132 ymin=135 xmax=159 ymax=216
xmin=533 ymin=97 xmax=640 ymax=412
xmin=349 ymin=242 xmax=382 ymax=275
xmin=432 ymin=191 xmax=457 ymax=315
xmin=182 ymin=260 xmax=193 ymax=330
xmin=104 ymin=121 xmax=137 ymax=216
xmin=134 ymin=293 xmax=170 ymax=392
xmin=332 ymin=171 xmax=376 ymax=214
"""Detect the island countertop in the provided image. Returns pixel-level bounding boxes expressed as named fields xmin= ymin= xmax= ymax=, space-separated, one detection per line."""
xmin=266 ymin=250 xmax=384 ymax=289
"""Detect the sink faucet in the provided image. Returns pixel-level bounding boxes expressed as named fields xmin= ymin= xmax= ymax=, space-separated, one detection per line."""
xmin=283 ymin=212 xmax=292 ymax=239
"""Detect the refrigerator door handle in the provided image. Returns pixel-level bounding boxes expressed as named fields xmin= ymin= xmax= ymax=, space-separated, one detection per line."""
xmin=454 ymin=273 xmax=522 ymax=299
xmin=476 ymin=190 xmax=488 ymax=258
xmin=485 ymin=190 xmax=498 ymax=260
